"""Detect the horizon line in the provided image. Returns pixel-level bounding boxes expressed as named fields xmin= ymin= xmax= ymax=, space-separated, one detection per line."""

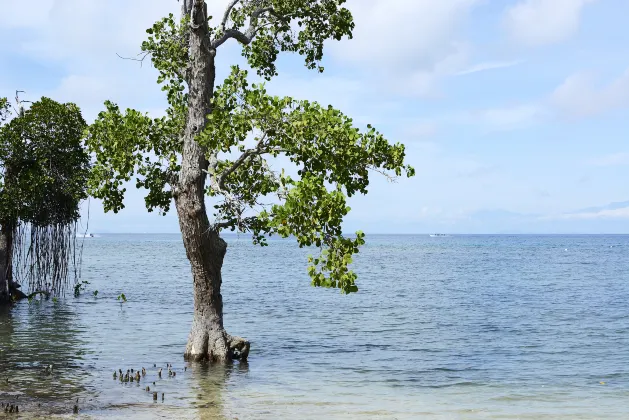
xmin=83 ymin=232 xmax=629 ymax=235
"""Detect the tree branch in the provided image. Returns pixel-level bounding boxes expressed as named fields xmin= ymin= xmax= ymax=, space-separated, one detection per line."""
xmin=211 ymin=6 xmax=274 ymax=48
xmin=217 ymin=145 xmax=263 ymax=190
xmin=219 ymin=0 xmax=241 ymax=33
xmin=368 ymin=165 xmax=398 ymax=183
xmin=116 ymin=52 xmax=151 ymax=67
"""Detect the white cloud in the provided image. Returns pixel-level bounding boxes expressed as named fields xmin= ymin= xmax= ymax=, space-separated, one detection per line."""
xmin=264 ymin=75 xmax=363 ymax=112
xmin=468 ymin=103 xmax=544 ymax=131
xmin=455 ymin=60 xmax=523 ymax=76
xmin=504 ymin=0 xmax=595 ymax=47
xmin=454 ymin=64 xmax=629 ymax=130
xmin=546 ymin=207 xmax=629 ymax=220
xmin=550 ymin=68 xmax=629 ymax=118
xmin=331 ymin=0 xmax=479 ymax=68
xmin=404 ymin=121 xmax=439 ymax=139
xmin=328 ymin=0 xmax=482 ymax=97
xmin=0 ymin=0 xmax=55 ymax=28
xmin=402 ymin=43 xmax=471 ymax=97
xmin=13 ymin=0 xmax=178 ymax=62
xmin=587 ymin=152 xmax=629 ymax=167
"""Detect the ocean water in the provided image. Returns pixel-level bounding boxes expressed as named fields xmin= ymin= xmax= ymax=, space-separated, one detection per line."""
xmin=1 ymin=234 xmax=628 ymax=419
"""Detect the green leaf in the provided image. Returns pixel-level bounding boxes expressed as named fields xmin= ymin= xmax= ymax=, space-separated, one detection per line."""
xmin=87 ymin=1 xmax=415 ymax=295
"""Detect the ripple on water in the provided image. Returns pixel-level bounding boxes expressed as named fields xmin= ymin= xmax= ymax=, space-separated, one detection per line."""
xmin=1 ymin=234 xmax=629 ymax=418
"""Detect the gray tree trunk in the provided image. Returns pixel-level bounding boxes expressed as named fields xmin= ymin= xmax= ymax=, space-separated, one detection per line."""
xmin=0 ymin=222 xmax=14 ymax=304
xmin=176 ymin=0 xmax=249 ymax=362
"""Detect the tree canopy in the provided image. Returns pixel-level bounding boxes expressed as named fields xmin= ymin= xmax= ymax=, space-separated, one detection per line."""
xmin=0 ymin=96 xmax=90 ymax=297
xmin=87 ymin=0 xmax=414 ymax=294
xmin=0 ymin=97 xmax=90 ymax=226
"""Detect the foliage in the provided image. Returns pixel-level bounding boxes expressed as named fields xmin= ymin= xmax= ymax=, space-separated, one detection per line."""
xmin=87 ymin=0 xmax=414 ymax=294
xmin=0 ymin=97 xmax=90 ymax=296
xmin=0 ymin=97 xmax=9 ymax=124
xmin=223 ymin=0 xmax=354 ymax=79
xmin=0 ymin=97 xmax=90 ymax=225
xmin=74 ymin=280 xmax=90 ymax=297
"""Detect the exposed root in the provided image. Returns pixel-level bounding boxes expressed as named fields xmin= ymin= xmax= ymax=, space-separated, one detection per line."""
xmin=184 ymin=326 xmax=250 ymax=363
xmin=227 ymin=335 xmax=250 ymax=361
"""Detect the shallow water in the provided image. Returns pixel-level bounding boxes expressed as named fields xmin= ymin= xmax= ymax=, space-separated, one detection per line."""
xmin=1 ymin=234 xmax=629 ymax=419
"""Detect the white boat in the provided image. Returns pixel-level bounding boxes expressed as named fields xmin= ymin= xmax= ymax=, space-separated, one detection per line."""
xmin=76 ymin=233 xmax=95 ymax=238
xmin=429 ymin=234 xmax=450 ymax=237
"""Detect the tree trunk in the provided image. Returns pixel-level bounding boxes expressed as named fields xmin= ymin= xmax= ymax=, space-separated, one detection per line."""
xmin=0 ymin=222 xmax=14 ymax=304
xmin=176 ymin=0 xmax=249 ymax=363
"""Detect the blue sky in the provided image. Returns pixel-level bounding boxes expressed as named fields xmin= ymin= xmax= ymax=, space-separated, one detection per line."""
xmin=1 ymin=0 xmax=629 ymax=233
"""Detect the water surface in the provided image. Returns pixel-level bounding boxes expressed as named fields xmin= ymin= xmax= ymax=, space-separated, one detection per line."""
xmin=1 ymin=234 xmax=628 ymax=418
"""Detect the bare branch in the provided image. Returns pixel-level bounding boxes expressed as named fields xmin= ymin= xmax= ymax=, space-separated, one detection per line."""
xmin=211 ymin=6 xmax=274 ymax=48
xmin=368 ymin=165 xmax=398 ymax=183
xmin=217 ymin=145 xmax=287 ymax=191
xmin=216 ymin=133 xmax=266 ymax=190
xmin=116 ymin=52 xmax=151 ymax=67
xmin=219 ymin=0 xmax=241 ymax=33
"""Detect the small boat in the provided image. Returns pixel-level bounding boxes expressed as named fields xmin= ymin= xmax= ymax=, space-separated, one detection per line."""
xmin=76 ymin=233 xmax=95 ymax=238
xmin=429 ymin=233 xmax=450 ymax=237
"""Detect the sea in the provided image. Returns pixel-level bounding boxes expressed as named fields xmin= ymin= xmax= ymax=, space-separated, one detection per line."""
xmin=1 ymin=234 xmax=628 ymax=419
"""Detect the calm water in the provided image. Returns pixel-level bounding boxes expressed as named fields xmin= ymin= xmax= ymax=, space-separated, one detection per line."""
xmin=1 ymin=234 xmax=628 ymax=419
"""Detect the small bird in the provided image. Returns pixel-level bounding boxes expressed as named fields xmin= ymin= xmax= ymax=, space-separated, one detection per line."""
xmin=146 ymin=386 xmax=150 ymax=392
xmin=73 ymin=405 xmax=79 ymax=414
xmin=172 ymin=371 xmax=176 ymax=377
xmin=153 ymin=392 xmax=158 ymax=401
xmin=153 ymin=363 xmax=156 ymax=367
xmin=158 ymin=368 xmax=162 ymax=378
xmin=184 ymin=366 xmax=187 ymax=372
xmin=113 ymin=371 xmax=117 ymax=379
xmin=162 ymin=392 xmax=164 ymax=401
xmin=141 ymin=367 xmax=146 ymax=376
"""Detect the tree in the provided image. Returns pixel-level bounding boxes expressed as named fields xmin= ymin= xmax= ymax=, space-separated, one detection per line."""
xmin=87 ymin=0 xmax=415 ymax=362
xmin=0 ymin=96 xmax=90 ymax=304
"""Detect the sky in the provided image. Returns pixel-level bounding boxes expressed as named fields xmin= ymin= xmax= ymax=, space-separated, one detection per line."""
xmin=1 ymin=0 xmax=629 ymax=234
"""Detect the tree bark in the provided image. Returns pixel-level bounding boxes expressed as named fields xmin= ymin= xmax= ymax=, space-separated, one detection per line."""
xmin=176 ymin=0 xmax=249 ymax=362
xmin=0 ymin=222 xmax=14 ymax=304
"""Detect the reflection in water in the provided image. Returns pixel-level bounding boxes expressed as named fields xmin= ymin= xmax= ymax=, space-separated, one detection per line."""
xmin=190 ymin=362 xmax=237 ymax=420
xmin=0 ymin=301 xmax=92 ymax=415
xmin=1 ymin=234 xmax=629 ymax=418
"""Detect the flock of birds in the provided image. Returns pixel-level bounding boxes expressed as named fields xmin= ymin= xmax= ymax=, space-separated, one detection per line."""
xmin=113 ymin=363 xmax=185 ymax=404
